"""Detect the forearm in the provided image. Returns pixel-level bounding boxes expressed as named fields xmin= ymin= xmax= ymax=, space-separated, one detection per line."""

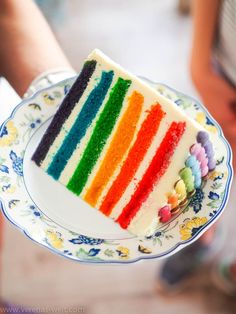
xmin=0 ymin=0 xmax=72 ymax=96
xmin=190 ymin=0 xmax=221 ymax=86
xmin=189 ymin=0 xmax=236 ymax=105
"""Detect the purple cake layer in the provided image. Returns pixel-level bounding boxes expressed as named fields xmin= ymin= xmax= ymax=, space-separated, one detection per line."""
xmin=32 ymin=60 xmax=97 ymax=166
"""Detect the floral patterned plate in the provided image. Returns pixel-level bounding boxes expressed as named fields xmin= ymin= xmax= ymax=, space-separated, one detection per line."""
xmin=0 ymin=77 xmax=233 ymax=264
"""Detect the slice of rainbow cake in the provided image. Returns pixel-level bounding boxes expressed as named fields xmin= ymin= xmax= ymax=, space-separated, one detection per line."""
xmin=32 ymin=49 xmax=215 ymax=236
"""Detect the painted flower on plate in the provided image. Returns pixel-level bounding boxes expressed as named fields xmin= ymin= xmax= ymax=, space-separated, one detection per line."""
xmin=0 ymin=165 xmax=9 ymax=174
xmin=208 ymin=191 xmax=220 ymax=200
xmin=8 ymin=199 xmax=20 ymax=209
xmin=69 ymin=235 xmax=104 ymax=245
xmin=28 ymin=103 xmax=41 ymax=111
xmin=0 ymin=121 xmax=18 ymax=146
xmin=116 ymin=246 xmax=130 ymax=259
xmin=195 ymin=112 xmax=217 ymax=133
xmin=2 ymin=184 xmax=16 ymax=194
xmin=208 ymin=170 xmax=224 ymax=182
xmin=188 ymin=188 xmax=205 ymax=213
xmin=10 ymin=151 xmax=23 ymax=176
xmin=45 ymin=230 xmax=63 ymax=249
xmin=76 ymin=248 xmax=102 ymax=260
xmin=87 ymin=248 xmax=100 ymax=257
xmin=138 ymin=245 xmax=152 ymax=254
xmin=29 ymin=204 xmax=42 ymax=217
xmin=42 ymin=93 xmax=56 ymax=106
xmin=180 ymin=217 xmax=208 ymax=241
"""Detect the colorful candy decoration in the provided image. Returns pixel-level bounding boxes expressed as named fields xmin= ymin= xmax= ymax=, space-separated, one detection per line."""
xmin=157 ymin=131 xmax=215 ymax=225
xmin=158 ymin=205 xmax=171 ymax=223
xmin=190 ymin=143 xmax=208 ymax=177
xmin=185 ymin=155 xmax=201 ymax=188
xmin=174 ymin=179 xmax=187 ymax=200
xmin=167 ymin=193 xmax=179 ymax=209
xmin=179 ymin=167 xmax=195 ymax=193
xmin=197 ymin=131 xmax=216 ymax=171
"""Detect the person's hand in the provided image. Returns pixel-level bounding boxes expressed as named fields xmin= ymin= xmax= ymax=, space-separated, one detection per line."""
xmin=193 ymin=69 xmax=236 ymax=124
xmin=0 ymin=0 xmax=73 ymax=96
xmin=192 ymin=67 xmax=236 ymax=169
xmin=192 ymin=68 xmax=236 ymax=169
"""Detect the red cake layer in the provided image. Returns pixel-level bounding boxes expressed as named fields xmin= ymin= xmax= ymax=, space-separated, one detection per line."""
xmin=116 ymin=121 xmax=186 ymax=229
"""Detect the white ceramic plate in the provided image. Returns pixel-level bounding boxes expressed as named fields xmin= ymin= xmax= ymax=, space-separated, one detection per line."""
xmin=0 ymin=77 xmax=233 ymax=264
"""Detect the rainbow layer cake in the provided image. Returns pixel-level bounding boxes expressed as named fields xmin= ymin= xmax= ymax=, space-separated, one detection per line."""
xmin=32 ymin=49 xmax=216 ymax=236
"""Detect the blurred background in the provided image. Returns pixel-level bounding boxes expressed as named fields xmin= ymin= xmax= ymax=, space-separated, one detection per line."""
xmin=0 ymin=0 xmax=236 ymax=313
